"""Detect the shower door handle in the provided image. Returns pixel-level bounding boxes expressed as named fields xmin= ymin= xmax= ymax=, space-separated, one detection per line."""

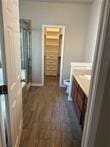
xmin=21 ymin=79 xmax=26 ymax=83
xmin=0 ymin=85 xmax=8 ymax=95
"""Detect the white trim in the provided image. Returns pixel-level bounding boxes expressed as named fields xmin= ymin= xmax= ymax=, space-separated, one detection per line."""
xmin=26 ymin=82 xmax=31 ymax=90
xmin=31 ymin=83 xmax=64 ymax=87
xmin=22 ymin=82 xmax=26 ymax=88
xmin=59 ymin=26 xmax=65 ymax=87
xmin=67 ymin=96 xmax=72 ymax=101
xmin=42 ymin=25 xmax=65 ymax=87
xmin=60 ymin=84 xmax=65 ymax=88
xmin=22 ymin=82 xmax=31 ymax=89
xmin=81 ymin=1 xmax=110 ymax=147
xmin=31 ymin=83 xmax=43 ymax=87
xmin=42 ymin=26 xmax=45 ymax=86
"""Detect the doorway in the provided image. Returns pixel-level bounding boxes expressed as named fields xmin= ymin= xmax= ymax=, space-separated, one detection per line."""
xmin=42 ymin=25 xmax=65 ymax=87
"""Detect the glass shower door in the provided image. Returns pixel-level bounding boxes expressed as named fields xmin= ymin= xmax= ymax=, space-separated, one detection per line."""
xmin=20 ymin=22 xmax=31 ymax=87
xmin=20 ymin=28 xmax=26 ymax=86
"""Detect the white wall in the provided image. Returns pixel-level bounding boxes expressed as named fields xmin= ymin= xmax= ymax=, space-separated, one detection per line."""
xmin=84 ymin=0 xmax=102 ymax=62
xmin=20 ymin=1 xmax=90 ymax=85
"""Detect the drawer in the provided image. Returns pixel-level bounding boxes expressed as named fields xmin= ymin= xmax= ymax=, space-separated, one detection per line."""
xmin=46 ymin=50 xmax=59 ymax=55
xmin=46 ymin=52 xmax=58 ymax=56
xmin=45 ymin=55 xmax=58 ymax=60
xmin=45 ymin=70 xmax=57 ymax=76
xmin=45 ymin=56 xmax=57 ymax=60
xmin=46 ymin=39 xmax=59 ymax=45
xmin=45 ymin=64 xmax=58 ymax=70
xmin=45 ymin=59 xmax=58 ymax=65
xmin=46 ymin=46 xmax=59 ymax=52
xmin=45 ymin=65 xmax=58 ymax=71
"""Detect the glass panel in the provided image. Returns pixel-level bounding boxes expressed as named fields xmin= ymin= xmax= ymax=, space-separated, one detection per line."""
xmin=20 ymin=20 xmax=32 ymax=87
xmin=20 ymin=28 xmax=26 ymax=85
xmin=0 ymin=41 xmax=3 ymax=85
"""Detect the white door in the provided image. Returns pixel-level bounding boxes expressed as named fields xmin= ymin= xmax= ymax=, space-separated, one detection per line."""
xmin=1 ymin=0 xmax=23 ymax=147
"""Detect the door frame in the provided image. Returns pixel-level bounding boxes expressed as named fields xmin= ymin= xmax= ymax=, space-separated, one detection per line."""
xmin=81 ymin=0 xmax=110 ymax=147
xmin=42 ymin=25 xmax=65 ymax=87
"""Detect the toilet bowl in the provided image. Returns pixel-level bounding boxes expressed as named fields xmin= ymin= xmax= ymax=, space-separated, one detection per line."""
xmin=63 ymin=79 xmax=70 ymax=94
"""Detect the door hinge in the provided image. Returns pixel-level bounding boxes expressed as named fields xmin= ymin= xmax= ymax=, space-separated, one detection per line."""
xmin=0 ymin=85 xmax=8 ymax=95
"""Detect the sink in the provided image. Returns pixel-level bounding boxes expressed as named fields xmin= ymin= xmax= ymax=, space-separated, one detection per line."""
xmin=79 ymin=74 xmax=91 ymax=80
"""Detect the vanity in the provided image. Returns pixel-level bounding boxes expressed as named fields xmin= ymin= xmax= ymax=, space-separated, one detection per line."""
xmin=69 ymin=63 xmax=92 ymax=129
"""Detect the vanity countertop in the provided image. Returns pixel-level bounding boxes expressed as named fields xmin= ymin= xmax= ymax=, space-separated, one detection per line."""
xmin=72 ymin=68 xmax=91 ymax=97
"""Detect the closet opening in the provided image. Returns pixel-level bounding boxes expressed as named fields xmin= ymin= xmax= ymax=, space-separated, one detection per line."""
xmin=42 ymin=25 xmax=65 ymax=86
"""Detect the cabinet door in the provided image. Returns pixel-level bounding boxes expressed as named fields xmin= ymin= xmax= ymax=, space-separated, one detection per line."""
xmin=73 ymin=82 xmax=77 ymax=104
xmin=77 ymin=87 xmax=85 ymax=112
xmin=80 ymin=96 xmax=87 ymax=129
xmin=72 ymin=78 xmax=81 ymax=121
xmin=72 ymin=78 xmax=77 ymax=101
xmin=72 ymin=77 xmax=87 ymax=129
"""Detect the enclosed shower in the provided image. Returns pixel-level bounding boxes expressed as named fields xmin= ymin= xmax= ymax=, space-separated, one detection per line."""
xmin=20 ymin=20 xmax=32 ymax=87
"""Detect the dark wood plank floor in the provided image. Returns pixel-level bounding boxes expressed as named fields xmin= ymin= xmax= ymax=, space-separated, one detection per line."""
xmin=20 ymin=77 xmax=81 ymax=147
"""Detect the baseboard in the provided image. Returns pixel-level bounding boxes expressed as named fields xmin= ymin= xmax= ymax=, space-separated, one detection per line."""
xmin=31 ymin=83 xmax=43 ymax=87
xmin=68 ymin=96 xmax=73 ymax=101
xmin=26 ymin=82 xmax=31 ymax=90
xmin=31 ymin=83 xmax=65 ymax=87
xmin=60 ymin=84 xmax=65 ymax=88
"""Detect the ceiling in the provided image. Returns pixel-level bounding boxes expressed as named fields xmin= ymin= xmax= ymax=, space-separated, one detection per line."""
xmin=21 ymin=0 xmax=94 ymax=3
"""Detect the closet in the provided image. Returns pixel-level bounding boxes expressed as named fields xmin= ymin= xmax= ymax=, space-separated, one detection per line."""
xmin=44 ymin=28 xmax=62 ymax=76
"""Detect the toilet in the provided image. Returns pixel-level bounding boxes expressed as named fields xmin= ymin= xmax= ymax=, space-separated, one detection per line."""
xmin=63 ymin=79 xmax=70 ymax=94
